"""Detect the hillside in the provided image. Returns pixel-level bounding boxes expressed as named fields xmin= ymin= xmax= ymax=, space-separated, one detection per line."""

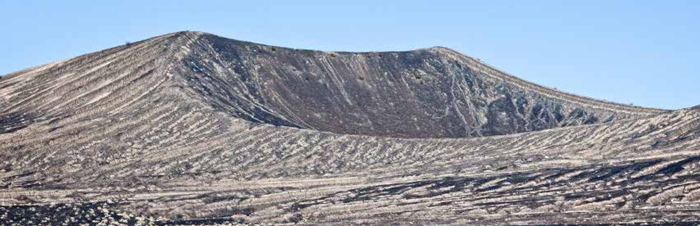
xmin=0 ymin=31 xmax=664 ymax=138
xmin=1 ymin=31 xmax=698 ymax=225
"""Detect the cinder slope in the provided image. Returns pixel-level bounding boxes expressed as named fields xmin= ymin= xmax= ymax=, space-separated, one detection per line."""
xmin=180 ymin=32 xmax=664 ymax=138
xmin=0 ymin=31 xmax=663 ymax=138
xmin=1 ymin=31 xmax=698 ymax=225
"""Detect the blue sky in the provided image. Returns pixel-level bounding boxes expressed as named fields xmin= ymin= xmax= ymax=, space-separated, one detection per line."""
xmin=1 ymin=1 xmax=698 ymax=109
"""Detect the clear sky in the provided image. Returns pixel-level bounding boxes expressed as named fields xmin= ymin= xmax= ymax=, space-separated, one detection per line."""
xmin=1 ymin=1 xmax=698 ymax=109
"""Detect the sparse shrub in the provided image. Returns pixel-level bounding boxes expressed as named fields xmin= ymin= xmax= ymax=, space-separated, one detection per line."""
xmin=289 ymin=213 xmax=303 ymax=223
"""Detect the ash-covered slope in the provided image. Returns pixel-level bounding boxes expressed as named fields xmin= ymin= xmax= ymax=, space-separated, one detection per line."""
xmin=0 ymin=31 xmax=663 ymax=138
xmin=177 ymin=32 xmax=664 ymax=138
xmin=1 ymin=31 xmax=698 ymax=225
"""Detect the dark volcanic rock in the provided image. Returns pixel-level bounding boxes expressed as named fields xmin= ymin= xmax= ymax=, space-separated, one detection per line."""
xmin=177 ymin=33 xmax=663 ymax=138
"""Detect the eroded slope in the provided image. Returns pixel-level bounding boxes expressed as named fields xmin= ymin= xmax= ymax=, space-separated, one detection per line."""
xmin=176 ymin=32 xmax=664 ymax=138
xmin=0 ymin=31 xmax=665 ymax=139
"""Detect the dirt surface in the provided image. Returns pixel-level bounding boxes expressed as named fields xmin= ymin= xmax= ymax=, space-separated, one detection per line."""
xmin=0 ymin=31 xmax=697 ymax=225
